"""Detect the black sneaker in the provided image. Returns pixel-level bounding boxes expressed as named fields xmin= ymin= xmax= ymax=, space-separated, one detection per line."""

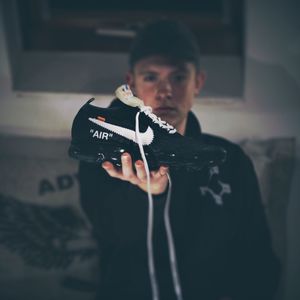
xmin=69 ymin=85 xmax=226 ymax=171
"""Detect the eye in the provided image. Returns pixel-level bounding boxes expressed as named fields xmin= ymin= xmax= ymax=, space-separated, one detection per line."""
xmin=171 ymin=73 xmax=187 ymax=83
xmin=143 ymin=73 xmax=157 ymax=82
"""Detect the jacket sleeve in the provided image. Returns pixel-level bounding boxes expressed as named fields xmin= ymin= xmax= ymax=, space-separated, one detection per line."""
xmin=78 ymin=161 xmax=119 ymax=252
xmin=232 ymin=149 xmax=281 ymax=300
xmin=78 ymin=161 xmax=166 ymax=245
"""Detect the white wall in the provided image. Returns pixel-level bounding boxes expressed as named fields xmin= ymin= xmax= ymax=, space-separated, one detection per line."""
xmin=0 ymin=0 xmax=299 ymax=299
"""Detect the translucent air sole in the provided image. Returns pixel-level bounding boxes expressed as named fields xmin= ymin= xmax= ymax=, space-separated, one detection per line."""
xmin=68 ymin=142 xmax=226 ymax=172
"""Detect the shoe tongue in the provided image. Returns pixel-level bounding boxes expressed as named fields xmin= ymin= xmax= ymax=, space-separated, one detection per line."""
xmin=115 ymin=84 xmax=144 ymax=108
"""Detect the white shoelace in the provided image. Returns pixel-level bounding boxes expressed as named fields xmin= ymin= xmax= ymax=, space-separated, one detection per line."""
xmin=140 ymin=106 xmax=177 ymax=134
xmin=135 ymin=111 xmax=183 ymax=300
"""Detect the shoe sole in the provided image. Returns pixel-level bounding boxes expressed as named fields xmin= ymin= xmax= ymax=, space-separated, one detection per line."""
xmin=69 ymin=142 xmax=225 ymax=172
xmin=69 ymin=143 xmax=127 ymax=167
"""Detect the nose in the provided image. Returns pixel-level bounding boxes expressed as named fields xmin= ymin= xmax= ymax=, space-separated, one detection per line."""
xmin=156 ymin=79 xmax=172 ymax=101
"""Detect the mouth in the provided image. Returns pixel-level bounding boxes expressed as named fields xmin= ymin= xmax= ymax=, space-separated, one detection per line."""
xmin=154 ymin=107 xmax=176 ymax=114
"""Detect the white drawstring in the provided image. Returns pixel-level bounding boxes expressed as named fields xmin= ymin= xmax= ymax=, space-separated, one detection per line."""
xmin=135 ymin=110 xmax=183 ymax=300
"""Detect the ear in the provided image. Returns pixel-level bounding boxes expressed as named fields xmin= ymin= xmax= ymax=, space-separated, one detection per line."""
xmin=194 ymin=70 xmax=206 ymax=96
xmin=126 ymin=71 xmax=135 ymax=91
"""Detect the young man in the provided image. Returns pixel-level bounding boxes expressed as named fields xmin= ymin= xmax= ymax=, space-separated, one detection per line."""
xmin=79 ymin=20 xmax=280 ymax=300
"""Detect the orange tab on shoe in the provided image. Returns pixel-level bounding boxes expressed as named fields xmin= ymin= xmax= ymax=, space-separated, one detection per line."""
xmin=97 ymin=116 xmax=106 ymax=122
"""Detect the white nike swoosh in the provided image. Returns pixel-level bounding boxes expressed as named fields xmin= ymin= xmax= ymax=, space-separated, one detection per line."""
xmin=89 ymin=118 xmax=154 ymax=146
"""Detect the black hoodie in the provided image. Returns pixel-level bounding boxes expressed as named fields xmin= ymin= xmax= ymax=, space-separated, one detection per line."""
xmin=79 ymin=104 xmax=280 ymax=300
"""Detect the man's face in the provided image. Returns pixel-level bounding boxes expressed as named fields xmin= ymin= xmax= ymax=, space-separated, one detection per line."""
xmin=127 ymin=56 xmax=205 ymax=134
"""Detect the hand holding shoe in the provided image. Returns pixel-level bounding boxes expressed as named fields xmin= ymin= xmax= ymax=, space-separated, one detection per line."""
xmin=102 ymin=152 xmax=169 ymax=195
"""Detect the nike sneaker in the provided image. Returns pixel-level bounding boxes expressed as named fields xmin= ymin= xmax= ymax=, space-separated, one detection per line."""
xmin=68 ymin=84 xmax=226 ymax=171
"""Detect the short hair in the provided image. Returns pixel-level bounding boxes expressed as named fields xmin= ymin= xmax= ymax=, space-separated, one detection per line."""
xmin=129 ymin=19 xmax=201 ymax=70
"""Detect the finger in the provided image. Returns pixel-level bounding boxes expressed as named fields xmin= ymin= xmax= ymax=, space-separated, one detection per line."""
xmin=102 ymin=161 xmax=122 ymax=178
xmin=135 ymin=160 xmax=147 ymax=182
xmin=152 ymin=165 xmax=169 ymax=179
xmin=121 ymin=153 xmax=139 ymax=184
xmin=159 ymin=166 xmax=169 ymax=176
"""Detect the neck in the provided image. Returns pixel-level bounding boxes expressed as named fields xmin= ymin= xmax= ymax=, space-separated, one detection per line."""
xmin=176 ymin=118 xmax=187 ymax=135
